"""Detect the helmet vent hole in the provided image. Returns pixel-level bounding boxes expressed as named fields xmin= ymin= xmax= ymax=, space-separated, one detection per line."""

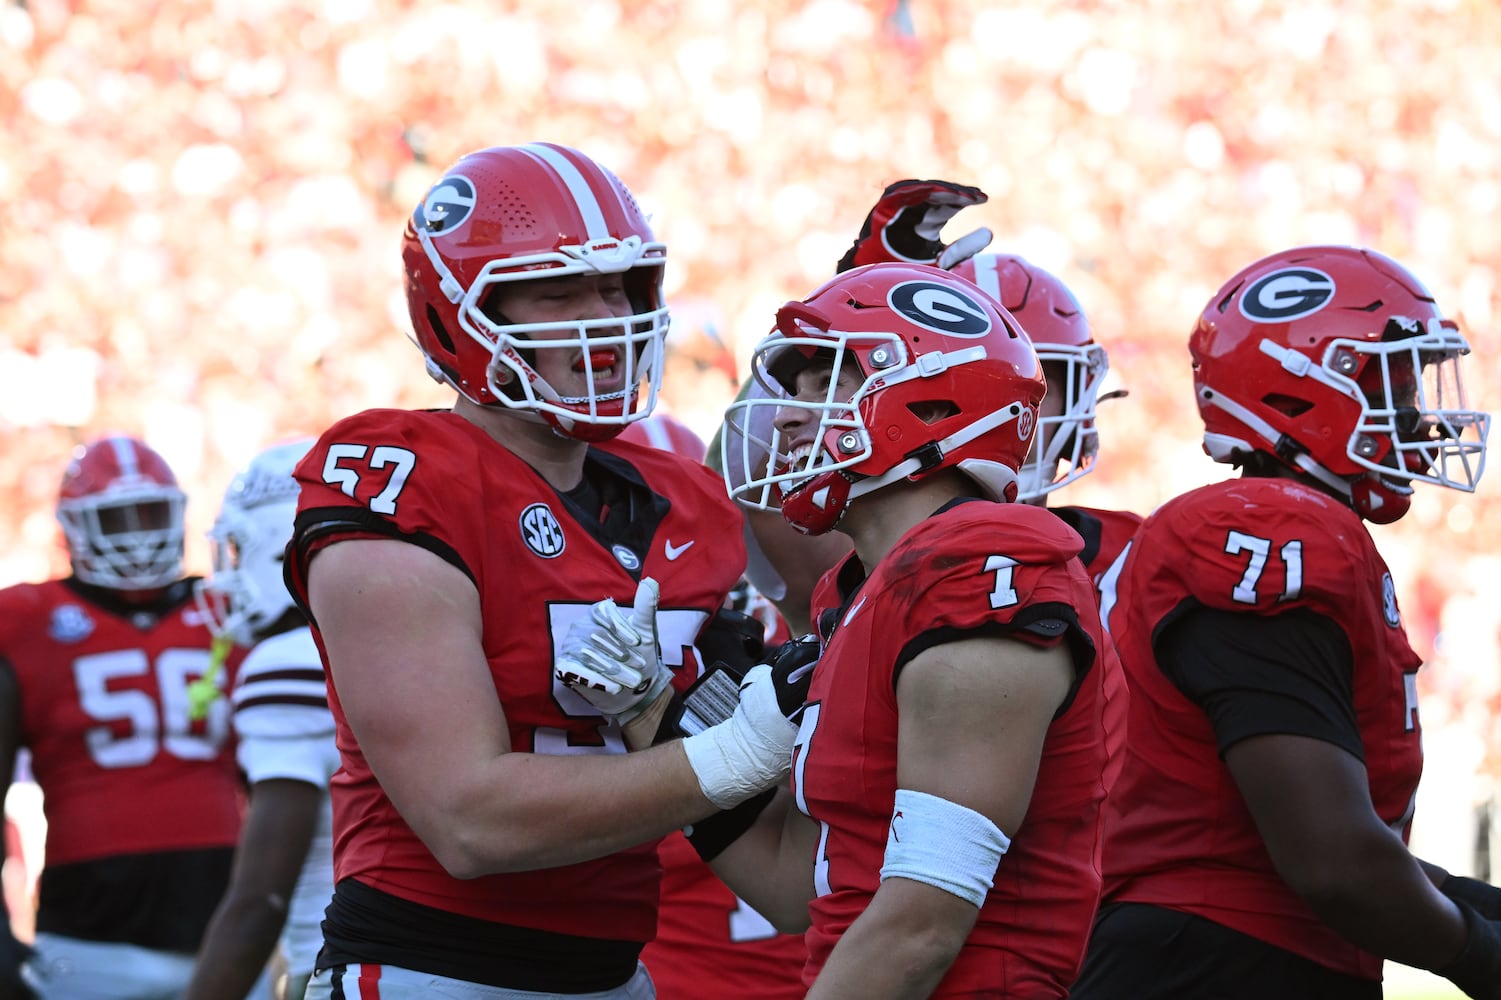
xmin=1261 ymin=393 xmax=1312 ymax=418
xmin=909 ymin=400 xmax=959 ymax=424
xmin=425 ymin=305 xmax=456 ymax=353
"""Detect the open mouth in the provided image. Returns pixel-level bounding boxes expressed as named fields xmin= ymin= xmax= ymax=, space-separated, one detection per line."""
xmin=574 ymin=347 xmax=622 ymax=378
xmin=775 ymin=442 xmax=821 ymax=491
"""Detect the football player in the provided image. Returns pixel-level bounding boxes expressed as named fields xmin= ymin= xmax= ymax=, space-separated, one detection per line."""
xmin=1069 ymin=245 xmax=1501 ymax=999
xmin=710 ymin=262 xmax=1125 ymax=996
xmin=184 ymin=439 xmax=330 ymax=1000
xmin=283 ymin=143 xmax=808 ymax=998
xmin=0 ymin=436 xmax=242 ymax=998
xmin=720 ymin=184 xmax=1140 ymax=632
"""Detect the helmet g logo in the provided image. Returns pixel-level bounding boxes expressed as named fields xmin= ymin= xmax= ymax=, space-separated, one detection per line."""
xmin=1239 ymin=268 xmax=1335 ymax=323
xmin=415 ymin=175 xmax=477 ymax=235
xmin=888 ymin=281 xmax=993 ymax=338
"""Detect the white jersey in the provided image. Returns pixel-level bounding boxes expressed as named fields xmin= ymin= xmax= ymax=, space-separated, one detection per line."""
xmin=232 ymin=625 xmax=338 ymax=978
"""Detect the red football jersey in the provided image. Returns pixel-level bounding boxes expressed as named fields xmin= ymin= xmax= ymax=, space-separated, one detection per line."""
xmin=0 ymin=579 xmax=242 ymax=865
xmin=1102 ymin=478 xmax=1423 ymax=979
xmin=795 ymin=502 xmax=1123 ymax=997
xmin=285 ymin=408 xmax=745 ymax=943
xmin=1052 ymin=505 xmax=1142 ymax=587
xmin=640 ymin=832 xmax=806 ymax=999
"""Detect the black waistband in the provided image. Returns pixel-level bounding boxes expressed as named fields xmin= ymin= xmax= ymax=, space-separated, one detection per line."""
xmin=318 ymin=878 xmax=642 ymax=992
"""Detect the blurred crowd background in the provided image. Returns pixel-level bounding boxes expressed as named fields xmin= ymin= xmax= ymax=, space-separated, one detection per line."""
xmin=2 ymin=0 xmax=1498 ymax=986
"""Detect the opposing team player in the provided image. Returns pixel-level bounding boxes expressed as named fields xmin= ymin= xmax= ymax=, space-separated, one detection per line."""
xmin=0 ymin=436 xmax=242 ymax=998
xmin=1070 ymin=246 xmax=1500 ymax=999
xmin=712 ymin=262 xmax=1124 ymax=996
xmin=184 ymin=439 xmax=331 ymax=1000
xmin=284 ymin=143 xmax=808 ymax=998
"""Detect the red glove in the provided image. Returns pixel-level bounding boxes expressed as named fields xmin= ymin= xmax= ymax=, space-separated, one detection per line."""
xmin=837 ymin=179 xmax=992 ymax=273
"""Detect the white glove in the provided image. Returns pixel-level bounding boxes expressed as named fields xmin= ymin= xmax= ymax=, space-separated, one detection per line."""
xmin=680 ymin=663 xmax=799 ymax=809
xmin=556 ymin=577 xmax=672 ymax=725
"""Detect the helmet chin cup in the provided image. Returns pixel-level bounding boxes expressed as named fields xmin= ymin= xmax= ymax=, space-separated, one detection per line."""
xmin=779 ymin=471 xmax=852 ymax=536
xmin=1349 ymin=474 xmax=1412 ymax=525
xmin=551 ymin=413 xmax=627 ymax=443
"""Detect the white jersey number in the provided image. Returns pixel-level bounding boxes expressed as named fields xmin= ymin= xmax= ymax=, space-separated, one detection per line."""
xmin=536 ymin=604 xmax=710 ymax=755
xmin=792 ymin=702 xmax=833 ymax=898
xmin=321 ymin=444 xmax=417 ymax=515
xmin=1224 ymin=531 xmax=1304 ymax=604
xmin=74 ymin=648 xmax=230 ymax=768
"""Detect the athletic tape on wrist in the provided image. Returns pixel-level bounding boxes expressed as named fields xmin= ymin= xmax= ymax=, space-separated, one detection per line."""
xmin=879 ymin=788 xmax=1010 ymax=908
xmin=680 ymin=665 xmax=793 ymax=809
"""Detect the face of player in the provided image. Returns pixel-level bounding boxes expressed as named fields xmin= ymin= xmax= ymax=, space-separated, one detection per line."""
xmin=771 ymin=353 xmax=865 ymax=471
xmin=482 ymin=271 xmax=637 ymax=400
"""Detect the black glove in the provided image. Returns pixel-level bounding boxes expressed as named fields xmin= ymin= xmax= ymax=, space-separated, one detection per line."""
xmin=694 ymin=606 xmax=766 ymax=677
xmin=0 ymin=923 xmax=36 ymax=1000
xmin=1436 ymin=899 xmax=1501 ymax=1000
xmin=763 ymin=632 xmax=819 ymax=723
xmin=837 ymin=179 xmax=992 ymax=273
xmin=1443 ymin=874 xmax=1501 ymax=921
xmin=667 ymin=633 xmax=820 ymax=738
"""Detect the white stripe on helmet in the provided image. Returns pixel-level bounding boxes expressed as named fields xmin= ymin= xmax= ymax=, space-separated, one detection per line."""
xmin=520 ymin=143 xmax=615 ymax=240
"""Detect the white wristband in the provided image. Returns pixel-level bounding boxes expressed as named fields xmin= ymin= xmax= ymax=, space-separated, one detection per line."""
xmin=879 ymin=788 xmax=1010 ymax=908
xmin=680 ymin=664 xmax=795 ymax=809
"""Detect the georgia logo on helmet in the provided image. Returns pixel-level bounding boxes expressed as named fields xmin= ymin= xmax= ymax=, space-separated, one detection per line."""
xmin=195 ymin=439 xmax=315 ymax=647
xmin=1191 ymin=245 xmax=1490 ymax=524
xmin=722 ymin=262 xmax=1047 ymax=535
xmin=953 ymin=253 xmax=1112 ymax=502
xmin=401 ymin=142 xmax=670 ymax=442
xmin=56 ymin=436 xmax=187 ymax=591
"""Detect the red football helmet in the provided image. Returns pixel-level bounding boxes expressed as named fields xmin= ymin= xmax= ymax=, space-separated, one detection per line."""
xmin=56 ymin=436 xmax=187 ymax=590
xmin=953 ymin=253 xmax=1109 ymax=501
xmin=1192 ymin=245 xmax=1489 ymax=523
xmin=722 ymin=263 xmax=1046 ymax=535
xmin=402 ymin=143 xmax=669 ymax=441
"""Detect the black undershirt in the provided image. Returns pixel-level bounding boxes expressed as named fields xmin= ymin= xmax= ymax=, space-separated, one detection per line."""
xmin=1155 ymin=605 xmax=1363 ymax=761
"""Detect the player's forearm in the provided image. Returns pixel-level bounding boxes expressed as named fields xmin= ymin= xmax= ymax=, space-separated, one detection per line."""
xmin=182 ymin=895 xmax=287 ymax=1000
xmin=807 ymin=882 xmax=972 ymax=999
xmin=708 ymin=792 xmax=815 ymax=932
xmin=1289 ymin=830 xmax=1467 ymax=969
xmin=420 ymin=741 xmax=719 ymax=878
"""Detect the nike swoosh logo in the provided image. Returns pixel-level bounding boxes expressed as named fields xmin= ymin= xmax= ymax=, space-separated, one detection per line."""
xmin=842 ymin=595 xmax=868 ymax=627
xmin=664 ymin=539 xmax=695 ymax=561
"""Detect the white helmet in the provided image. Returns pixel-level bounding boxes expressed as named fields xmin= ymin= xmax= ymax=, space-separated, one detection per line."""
xmin=196 ymin=439 xmax=313 ymax=645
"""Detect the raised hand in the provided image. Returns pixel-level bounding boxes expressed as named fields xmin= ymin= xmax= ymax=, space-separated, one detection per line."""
xmin=837 ymin=179 xmax=992 ymax=273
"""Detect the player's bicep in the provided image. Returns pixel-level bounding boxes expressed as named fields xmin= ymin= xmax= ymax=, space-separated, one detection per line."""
xmin=895 ymin=635 xmax=1072 ymax=835
xmin=1223 ymin=732 xmax=1392 ymax=893
xmin=307 ymin=537 xmax=504 ymax=824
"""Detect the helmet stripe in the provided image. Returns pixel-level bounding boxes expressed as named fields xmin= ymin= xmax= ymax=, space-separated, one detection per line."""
xmin=108 ymin=436 xmax=139 ymax=478
xmin=968 ymin=258 xmax=1003 ymax=302
xmin=520 ymin=143 xmax=613 ymax=240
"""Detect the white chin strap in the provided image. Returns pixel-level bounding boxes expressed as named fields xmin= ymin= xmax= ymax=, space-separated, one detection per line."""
xmin=1198 ymin=386 xmax=1359 ymax=502
xmin=846 ymin=402 xmax=1028 ymax=504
